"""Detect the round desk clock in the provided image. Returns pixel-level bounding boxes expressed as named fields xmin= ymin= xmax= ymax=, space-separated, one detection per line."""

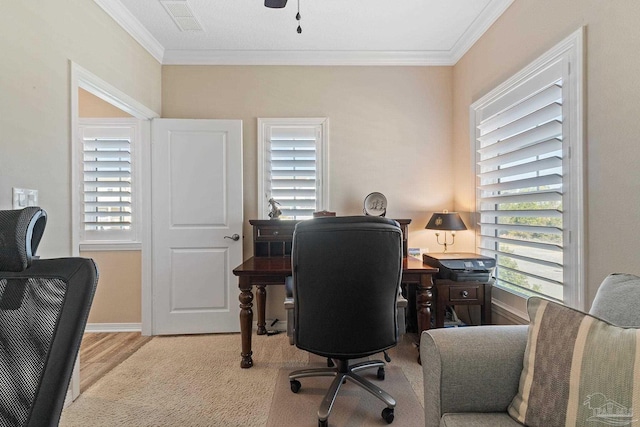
xmin=363 ymin=192 xmax=387 ymax=216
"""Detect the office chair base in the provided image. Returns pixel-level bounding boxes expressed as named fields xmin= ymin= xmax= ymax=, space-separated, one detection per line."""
xmin=289 ymin=359 xmax=396 ymax=425
xmin=328 ymin=352 xmax=389 ymax=368
xmin=382 ymin=407 xmax=395 ymax=423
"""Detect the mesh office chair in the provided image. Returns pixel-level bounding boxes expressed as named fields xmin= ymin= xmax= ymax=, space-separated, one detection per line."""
xmin=0 ymin=207 xmax=98 ymax=427
xmin=288 ymin=216 xmax=403 ymax=427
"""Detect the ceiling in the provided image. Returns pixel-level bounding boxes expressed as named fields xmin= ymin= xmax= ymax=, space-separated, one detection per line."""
xmin=94 ymin=0 xmax=514 ymax=66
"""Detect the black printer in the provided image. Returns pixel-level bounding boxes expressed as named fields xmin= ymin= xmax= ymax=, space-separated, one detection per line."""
xmin=423 ymin=252 xmax=496 ymax=282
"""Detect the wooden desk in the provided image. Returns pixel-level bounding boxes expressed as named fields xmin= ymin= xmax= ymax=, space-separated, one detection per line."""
xmin=232 ymin=256 xmax=437 ymax=368
xmin=249 ymin=219 xmax=412 ymax=257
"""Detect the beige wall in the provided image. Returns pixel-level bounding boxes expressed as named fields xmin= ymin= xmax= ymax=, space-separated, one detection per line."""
xmin=0 ymin=2 xmax=158 ymax=325
xmin=79 ymin=88 xmax=133 ymax=118
xmin=10 ymin=0 xmax=637 ymax=327
xmin=452 ymin=0 xmax=640 ymax=310
xmin=81 ymin=251 xmax=142 ymax=324
xmin=162 ymin=65 xmax=454 ymax=319
xmin=0 ymin=1 xmax=161 ymax=259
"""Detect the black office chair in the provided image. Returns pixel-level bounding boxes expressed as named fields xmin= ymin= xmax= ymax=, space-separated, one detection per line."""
xmin=0 ymin=207 xmax=98 ymax=427
xmin=288 ymin=216 xmax=403 ymax=427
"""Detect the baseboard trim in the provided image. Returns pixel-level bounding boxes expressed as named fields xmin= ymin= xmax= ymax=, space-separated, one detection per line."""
xmin=85 ymin=323 xmax=142 ymax=333
xmin=86 ymin=321 xmax=285 ymax=334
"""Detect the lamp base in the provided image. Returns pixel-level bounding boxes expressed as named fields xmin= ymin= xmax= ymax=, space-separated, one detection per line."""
xmin=435 ymin=231 xmax=455 ymax=253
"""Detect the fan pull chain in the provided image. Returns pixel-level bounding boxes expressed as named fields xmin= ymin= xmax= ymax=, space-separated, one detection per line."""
xmin=296 ymin=0 xmax=302 ymax=33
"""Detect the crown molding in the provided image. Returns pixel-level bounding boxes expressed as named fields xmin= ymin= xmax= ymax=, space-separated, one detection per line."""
xmin=95 ymin=0 xmax=513 ymax=66
xmin=449 ymin=0 xmax=515 ymax=64
xmin=162 ymin=49 xmax=455 ymax=66
xmin=93 ymin=0 xmax=165 ymax=64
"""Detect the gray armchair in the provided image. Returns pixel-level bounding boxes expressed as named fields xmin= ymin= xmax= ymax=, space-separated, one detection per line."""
xmin=420 ymin=273 xmax=640 ymax=427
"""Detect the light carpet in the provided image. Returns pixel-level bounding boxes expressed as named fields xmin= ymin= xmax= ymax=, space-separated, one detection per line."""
xmin=61 ymin=333 xmax=424 ymax=426
xmin=267 ymin=363 xmax=423 ymax=426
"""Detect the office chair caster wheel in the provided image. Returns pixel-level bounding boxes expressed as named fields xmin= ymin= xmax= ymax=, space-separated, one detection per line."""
xmin=290 ymin=380 xmax=301 ymax=393
xmin=377 ymin=367 xmax=385 ymax=380
xmin=318 ymin=419 xmax=328 ymax=427
xmin=327 ymin=358 xmax=334 ymax=367
xmin=382 ymin=407 xmax=394 ymax=424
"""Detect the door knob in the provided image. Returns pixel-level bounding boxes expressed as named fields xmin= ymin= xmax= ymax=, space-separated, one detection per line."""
xmin=224 ymin=234 xmax=240 ymax=241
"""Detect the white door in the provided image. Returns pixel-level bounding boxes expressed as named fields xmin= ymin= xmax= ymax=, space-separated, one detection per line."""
xmin=151 ymin=119 xmax=243 ymax=334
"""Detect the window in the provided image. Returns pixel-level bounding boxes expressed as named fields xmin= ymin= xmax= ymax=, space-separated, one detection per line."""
xmin=77 ymin=118 xmax=140 ymax=245
xmin=258 ymin=118 xmax=329 ymax=220
xmin=471 ymin=29 xmax=584 ymax=309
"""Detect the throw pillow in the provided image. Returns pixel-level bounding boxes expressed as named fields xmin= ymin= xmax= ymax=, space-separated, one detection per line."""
xmin=508 ymin=297 xmax=640 ymax=427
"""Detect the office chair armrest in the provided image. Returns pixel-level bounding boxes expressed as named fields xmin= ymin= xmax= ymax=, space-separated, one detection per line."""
xmin=397 ymin=295 xmax=407 ymax=308
xmin=396 ymin=295 xmax=407 ymax=335
xmin=420 ymin=325 xmax=528 ymax=426
xmin=285 ymin=297 xmax=294 ymax=345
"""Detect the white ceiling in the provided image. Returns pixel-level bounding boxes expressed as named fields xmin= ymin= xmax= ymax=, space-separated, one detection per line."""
xmin=95 ymin=0 xmax=514 ymax=66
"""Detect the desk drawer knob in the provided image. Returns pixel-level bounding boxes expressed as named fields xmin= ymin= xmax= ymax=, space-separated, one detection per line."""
xmin=273 ymin=231 xmax=279 ymax=236
xmin=461 ymin=290 xmax=469 ymax=298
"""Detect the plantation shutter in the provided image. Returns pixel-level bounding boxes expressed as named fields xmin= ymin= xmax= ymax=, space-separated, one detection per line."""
xmin=266 ymin=127 xmax=319 ymax=219
xmin=82 ymin=128 xmax=133 ymax=234
xmin=476 ymin=63 xmax=565 ymax=302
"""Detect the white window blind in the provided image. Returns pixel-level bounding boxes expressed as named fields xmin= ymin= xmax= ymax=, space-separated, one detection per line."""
xmin=477 ymin=77 xmax=564 ymax=301
xmin=267 ymin=128 xmax=318 ymax=219
xmin=78 ymin=120 xmax=139 ymax=243
xmin=472 ymin=29 xmax=584 ymax=309
xmin=258 ymin=118 xmax=329 ymax=220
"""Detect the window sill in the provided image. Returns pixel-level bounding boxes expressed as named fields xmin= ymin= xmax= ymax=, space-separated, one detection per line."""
xmin=79 ymin=242 xmax=141 ymax=252
xmin=491 ymin=287 xmax=529 ymax=323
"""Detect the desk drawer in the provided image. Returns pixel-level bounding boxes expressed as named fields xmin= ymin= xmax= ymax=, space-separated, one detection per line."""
xmin=250 ymin=220 xmax=300 ymax=257
xmin=255 ymin=225 xmax=295 ymax=241
xmin=447 ymin=285 xmax=483 ymax=303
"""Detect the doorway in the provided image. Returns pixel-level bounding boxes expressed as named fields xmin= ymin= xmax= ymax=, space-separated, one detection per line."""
xmin=70 ymin=62 xmax=159 ymax=401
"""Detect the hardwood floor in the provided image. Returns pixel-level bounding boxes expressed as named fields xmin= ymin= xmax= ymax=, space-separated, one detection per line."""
xmin=79 ymin=332 xmax=152 ymax=392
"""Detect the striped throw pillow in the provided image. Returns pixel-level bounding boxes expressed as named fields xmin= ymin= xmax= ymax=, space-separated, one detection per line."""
xmin=508 ymin=297 xmax=640 ymax=427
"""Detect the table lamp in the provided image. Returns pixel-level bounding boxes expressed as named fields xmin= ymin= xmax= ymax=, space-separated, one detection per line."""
xmin=425 ymin=210 xmax=467 ymax=253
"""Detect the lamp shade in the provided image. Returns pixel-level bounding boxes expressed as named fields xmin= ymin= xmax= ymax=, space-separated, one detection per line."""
xmin=425 ymin=212 xmax=467 ymax=231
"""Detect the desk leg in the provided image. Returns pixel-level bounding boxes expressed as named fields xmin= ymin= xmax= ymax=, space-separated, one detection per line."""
xmin=239 ymin=278 xmax=254 ymax=369
xmin=416 ymin=273 xmax=434 ymax=363
xmin=256 ymin=285 xmax=267 ymax=335
xmin=435 ymin=282 xmax=446 ymax=328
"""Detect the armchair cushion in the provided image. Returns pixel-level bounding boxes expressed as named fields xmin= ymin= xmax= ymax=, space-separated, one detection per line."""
xmin=508 ymin=297 xmax=639 ymax=427
xmin=421 ymin=325 xmax=528 ymax=427
xmin=589 ymin=273 xmax=640 ymax=327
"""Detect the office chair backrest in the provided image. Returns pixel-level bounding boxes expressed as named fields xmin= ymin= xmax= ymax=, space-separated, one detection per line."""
xmin=0 ymin=207 xmax=47 ymax=272
xmin=292 ymin=216 xmax=403 ymax=359
xmin=0 ymin=208 xmax=98 ymax=427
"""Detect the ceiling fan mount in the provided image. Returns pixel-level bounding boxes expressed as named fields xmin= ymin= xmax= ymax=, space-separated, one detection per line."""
xmin=265 ymin=0 xmax=288 ymax=8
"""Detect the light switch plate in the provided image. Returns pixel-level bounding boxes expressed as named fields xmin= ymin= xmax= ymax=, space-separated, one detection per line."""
xmin=12 ymin=188 xmax=39 ymax=209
